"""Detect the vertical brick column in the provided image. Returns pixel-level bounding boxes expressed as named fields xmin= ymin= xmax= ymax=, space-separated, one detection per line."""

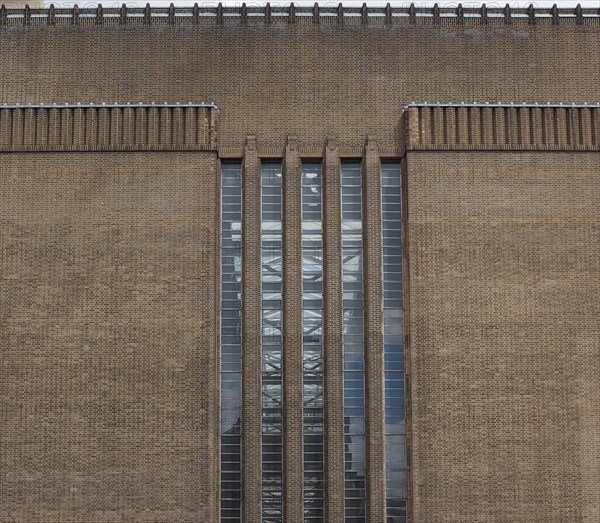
xmin=60 ymin=107 xmax=73 ymax=147
xmin=123 ymin=107 xmax=134 ymax=146
xmin=0 ymin=109 xmax=12 ymax=147
xmin=580 ymin=108 xmax=593 ymax=146
xmin=471 ymin=107 xmax=482 ymax=146
xmin=420 ymin=107 xmax=432 ymax=145
xmin=433 ymin=107 xmax=444 ymax=145
xmin=520 ymin=107 xmax=532 ymax=146
xmin=283 ymin=135 xmax=304 ymax=523
xmin=209 ymin=153 xmax=222 ymax=523
xmin=322 ymin=136 xmax=345 ymax=521
xmin=10 ymin=108 xmax=23 ymax=148
xmin=242 ymin=135 xmax=263 ymax=523
xmin=593 ymin=109 xmax=600 ymax=145
xmin=482 ymin=107 xmax=494 ymax=145
xmin=23 ymin=107 xmax=35 ymax=147
xmin=110 ymin=107 xmax=122 ymax=147
xmin=446 ymin=107 xmax=457 ymax=145
xmin=555 ymin=107 xmax=568 ymax=146
xmin=406 ymin=107 xmax=420 ymax=147
xmin=35 ymin=108 xmax=48 ymax=148
xmin=400 ymin=155 xmax=414 ymax=523
xmin=457 ymin=107 xmax=469 ymax=146
xmin=362 ymin=134 xmax=387 ymax=522
xmin=496 ymin=108 xmax=508 ymax=145
xmin=531 ymin=107 xmax=544 ymax=145
xmin=135 ymin=107 xmax=146 ymax=145
xmin=71 ymin=108 xmax=83 ymax=148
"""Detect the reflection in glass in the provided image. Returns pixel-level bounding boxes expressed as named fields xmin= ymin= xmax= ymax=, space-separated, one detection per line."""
xmin=302 ymin=161 xmax=324 ymax=523
xmin=221 ymin=161 xmax=243 ymax=522
xmin=381 ymin=162 xmax=407 ymax=523
xmin=341 ymin=160 xmax=367 ymax=522
xmin=262 ymin=161 xmax=284 ymax=522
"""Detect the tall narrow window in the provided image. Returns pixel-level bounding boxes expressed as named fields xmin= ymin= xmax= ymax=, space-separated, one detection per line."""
xmin=301 ymin=161 xmax=324 ymax=523
xmin=220 ymin=161 xmax=243 ymax=523
xmin=381 ymin=162 xmax=407 ymax=523
xmin=341 ymin=160 xmax=366 ymax=522
xmin=261 ymin=161 xmax=284 ymax=523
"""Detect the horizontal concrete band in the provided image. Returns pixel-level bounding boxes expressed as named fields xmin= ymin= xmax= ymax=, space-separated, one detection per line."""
xmin=1 ymin=4 xmax=600 ymax=28
xmin=0 ymin=104 xmax=218 ymax=151
xmin=405 ymin=105 xmax=600 ymax=150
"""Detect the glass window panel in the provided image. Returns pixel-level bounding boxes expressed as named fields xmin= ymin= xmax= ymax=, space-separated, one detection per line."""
xmin=345 ymin=498 xmax=366 ymax=508
xmin=261 ymin=161 xmax=284 ymax=511
xmin=344 ymin=387 xmax=364 ymax=398
xmin=262 ymin=161 xmax=283 ymax=186
xmin=380 ymin=162 xmax=407 ymax=520
xmin=221 ymin=362 xmax=241 ymax=372
xmin=262 ymin=185 xmax=282 ymax=197
xmin=221 ymin=163 xmax=242 ymax=186
xmin=221 ymin=162 xmax=243 ymax=514
xmin=340 ymin=160 xmax=367 ymax=521
xmin=300 ymin=160 xmax=325 ymax=519
xmin=302 ymin=161 xmax=322 ymax=185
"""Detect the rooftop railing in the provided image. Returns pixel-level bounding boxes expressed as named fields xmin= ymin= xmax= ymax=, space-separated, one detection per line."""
xmin=1 ymin=3 xmax=599 ymax=27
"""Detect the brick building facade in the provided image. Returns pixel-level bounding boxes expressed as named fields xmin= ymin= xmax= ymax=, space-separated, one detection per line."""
xmin=1 ymin=5 xmax=599 ymax=523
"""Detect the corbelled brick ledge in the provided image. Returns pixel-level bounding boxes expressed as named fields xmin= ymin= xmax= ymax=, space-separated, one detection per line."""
xmin=0 ymin=103 xmax=219 ymax=152
xmin=404 ymin=104 xmax=600 ymax=151
xmin=1 ymin=3 xmax=600 ymax=28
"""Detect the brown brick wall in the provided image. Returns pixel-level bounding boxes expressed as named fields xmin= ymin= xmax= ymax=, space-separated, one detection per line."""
xmin=2 ymin=13 xmax=600 ymax=523
xmin=0 ymin=105 xmax=217 ymax=152
xmin=241 ymin=136 xmax=262 ymax=523
xmin=322 ymin=137 xmax=344 ymax=522
xmin=282 ymin=137 xmax=304 ymax=522
xmin=1 ymin=23 xmax=599 ymax=150
xmin=404 ymin=151 xmax=600 ymax=522
xmin=404 ymin=105 xmax=600 ymax=151
xmin=361 ymin=135 xmax=387 ymax=522
xmin=0 ymin=152 xmax=220 ymax=522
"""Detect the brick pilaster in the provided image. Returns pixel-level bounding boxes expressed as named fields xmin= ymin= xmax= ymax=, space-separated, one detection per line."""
xmin=362 ymin=134 xmax=387 ymax=522
xmin=282 ymin=135 xmax=304 ymax=523
xmin=322 ymin=136 xmax=345 ymax=522
xmin=242 ymin=135 xmax=263 ymax=523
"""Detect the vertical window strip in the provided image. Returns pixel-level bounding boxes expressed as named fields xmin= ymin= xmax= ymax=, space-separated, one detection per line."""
xmin=301 ymin=161 xmax=324 ymax=523
xmin=341 ymin=160 xmax=367 ymax=523
xmin=221 ymin=161 xmax=243 ymax=523
xmin=261 ymin=161 xmax=284 ymax=523
xmin=381 ymin=162 xmax=407 ymax=523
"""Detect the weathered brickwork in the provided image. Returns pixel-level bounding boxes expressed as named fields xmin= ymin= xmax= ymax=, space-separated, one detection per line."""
xmin=361 ymin=136 xmax=387 ymax=523
xmin=241 ymin=136 xmax=262 ymax=523
xmin=404 ymin=105 xmax=600 ymax=151
xmin=403 ymin=151 xmax=600 ymax=522
xmin=1 ymin=5 xmax=600 ymax=523
xmin=282 ymin=137 xmax=304 ymax=523
xmin=322 ymin=137 xmax=344 ymax=523
xmin=0 ymin=152 xmax=220 ymax=522
xmin=1 ymin=10 xmax=599 ymax=151
xmin=0 ymin=104 xmax=218 ymax=152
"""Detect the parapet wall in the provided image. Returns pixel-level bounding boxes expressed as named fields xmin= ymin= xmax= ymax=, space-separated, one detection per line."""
xmin=404 ymin=104 xmax=600 ymax=151
xmin=1 ymin=3 xmax=600 ymax=28
xmin=0 ymin=103 xmax=218 ymax=151
xmin=2 ymin=3 xmax=599 ymax=149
